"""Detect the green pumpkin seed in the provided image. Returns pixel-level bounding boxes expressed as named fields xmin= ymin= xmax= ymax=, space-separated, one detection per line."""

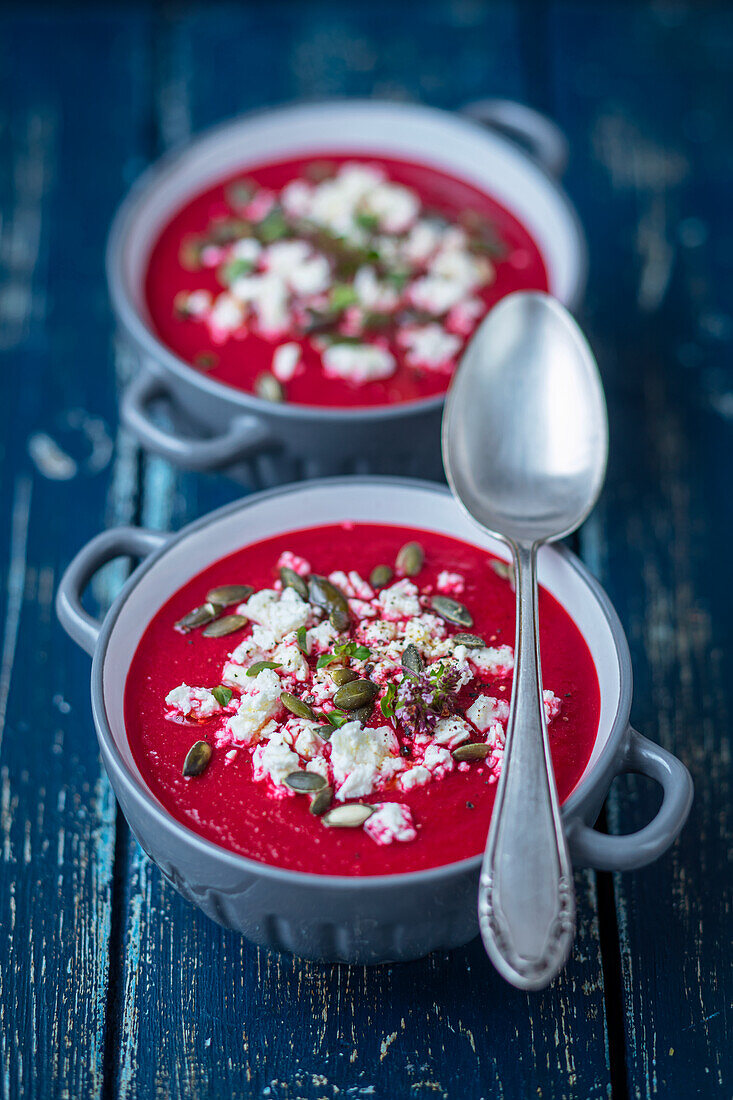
xmin=431 ymin=595 xmax=474 ymax=628
xmin=396 ymin=541 xmax=424 ymax=577
xmin=284 ymin=771 xmax=327 ymax=793
xmin=308 ymin=575 xmax=350 ymax=626
xmin=330 ymin=667 xmax=359 ymax=686
xmin=309 ymin=785 xmax=334 ymax=816
xmin=401 ymin=643 xmax=424 ymax=676
xmin=255 ymin=372 xmax=284 ymax=402
xmin=202 ymin=614 xmax=247 ymax=638
xmin=316 ymin=724 xmax=334 ymax=740
xmin=322 ymin=803 xmax=374 ymax=829
xmin=369 ymin=564 xmax=393 ymax=588
xmin=333 ymin=679 xmax=378 ymax=711
xmin=174 ymin=602 xmax=220 ymax=633
xmin=182 ymin=741 xmax=213 ymax=777
xmin=205 ymin=584 xmax=253 ymax=607
xmin=280 ymin=692 xmax=316 ymax=721
xmin=452 ymin=743 xmax=490 ymax=762
xmin=279 ymin=566 xmax=308 ymax=601
xmin=350 ymin=703 xmax=374 ymax=724
xmin=452 ymin=632 xmax=485 ymax=649
xmin=491 ymin=559 xmax=514 ymax=584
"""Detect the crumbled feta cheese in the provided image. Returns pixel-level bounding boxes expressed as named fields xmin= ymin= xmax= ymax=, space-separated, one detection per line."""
xmin=272 ymin=342 xmax=302 ymax=382
xmin=229 ymin=624 xmax=278 ymax=666
xmin=436 ymin=570 xmax=465 ymax=595
xmin=422 ymin=742 xmax=454 ymax=779
xmin=433 ymin=716 xmax=472 ymax=747
xmin=399 ymin=324 xmax=462 ymax=370
xmin=240 ymin=586 xmax=310 ymax=640
xmin=399 ymin=766 xmax=431 ymax=790
xmin=280 ymin=178 xmax=312 ymax=218
xmin=252 ymin=727 xmax=301 ymax=788
xmin=401 ymin=219 xmax=442 ymax=264
xmin=327 ymin=570 xmax=374 ymax=600
xmin=377 ymin=579 xmax=421 ymax=621
xmin=290 ymin=254 xmax=332 ymax=296
xmin=402 ymin=612 xmax=450 ymax=658
xmin=364 ymin=802 xmax=417 ymax=845
xmin=230 ymin=272 xmax=290 ymax=336
xmin=306 ymin=620 xmax=338 ymax=656
xmin=185 ymin=290 xmax=212 ymax=317
xmin=165 ymin=684 xmax=221 ymax=719
xmin=272 ymin=639 xmax=309 ymax=682
xmin=322 ymin=343 xmax=396 ymax=384
xmin=467 ymin=694 xmax=510 ymax=731
xmin=330 ymin=721 xmax=401 ymax=801
xmin=209 ymin=292 xmax=246 ymax=338
xmin=544 ymin=690 xmax=562 ymax=722
xmin=225 ymin=669 xmax=283 ymax=746
xmin=276 ymin=550 xmax=311 ymax=577
xmin=231 ymin=237 xmax=262 ymax=264
xmin=469 ymin=644 xmax=514 ymax=677
xmin=353 ymin=266 xmax=399 ymax=312
xmin=362 ymin=182 xmax=419 ymax=234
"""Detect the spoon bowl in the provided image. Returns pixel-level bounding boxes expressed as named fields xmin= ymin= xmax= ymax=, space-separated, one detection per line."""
xmin=443 ymin=291 xmax=608 ymax=990
xmin=444 ymin=292 xmax=607 ymax=545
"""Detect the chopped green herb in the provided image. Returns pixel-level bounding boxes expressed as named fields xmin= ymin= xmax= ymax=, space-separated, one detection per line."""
xmin=329 ymin=283 xmax=359 ymax=311
xmin=211 ymin=686 xmax=233 ymax=707
xmin=246 ymin=661 xmax=281 ymax=677
xmin=256 ymin=208 xmax=289 ymax=243
xmin=324 ymin=710 xmax=350 ymax=729
xmin=380 ymin=683 xmax=397 ymax=719
xmin=316 ymin=653 xmax=341 ymax=669
xmin=220 ymin=257 xmax=254 ymax=285
xmin=335 ymin=641 xmax=371 ymax=660
xmin=296 ymin=625 xmax=308 ymax=655
xmin=355 ymin=211 xmax=380 ymax=232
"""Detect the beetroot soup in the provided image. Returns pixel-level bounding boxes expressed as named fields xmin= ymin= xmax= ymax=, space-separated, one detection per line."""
xmin=144 ymin=155 xmax=549 ymax=408
xmin=124 ymin=524 xmax=600 ymax=876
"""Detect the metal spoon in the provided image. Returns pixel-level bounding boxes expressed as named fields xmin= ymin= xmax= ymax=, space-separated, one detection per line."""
xmin=442 ymin=291 xmax=608 ymax=990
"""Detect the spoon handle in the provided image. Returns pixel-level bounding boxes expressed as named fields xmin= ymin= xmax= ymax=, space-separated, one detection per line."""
xmin=478 ymin=540 xmax=575 ymax=990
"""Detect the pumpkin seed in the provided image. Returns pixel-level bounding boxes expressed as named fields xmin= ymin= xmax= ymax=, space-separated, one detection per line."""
xmin=309 ymin=786 xmax=334 ymax=816
xmin=316 ymin=724 xmax=334 ymax=740
xmin=280 ymin=692 xmax=316 ymax=721
xmin=255 ymin=372 xmax=284 ymax=402
xmin=182 ymin=740 xmax=213 ymax=777
xmin=452 ymin=743 xmax=490 ymax=762
xmin=402 ymin=643 xmax=424 ymax=676
xmin=202 ymin=614 xmax=247 ymax=638
xmin=330 ymin=667 xmax=359 ymax=686
xmin=174 ymin=602 xmax=220 ymax=633
xmin=308 ymin=575 xmax=350 ymax=627
xmin=205 ymin=584 xmax=253 ymax=607
xmin=396 ymin=541 xmax=424 ymax=577
xmin=284 ymin=771 xmax=326 ymax=793
xmin=491 ymin=559 xmax=514 ymax=583
xmin=431 ymin=595 xmax=474 ymax=628
xmin=211 ymin=686 xmax=233 ymax=707
xmin=452 ymin=632 xmax=485 ymax=649
xmin=350 ymin=703 xmax=374 ymax=724
xmin=322 ymin=803 xmax=374 ymax=828
xmin=369 ymin=564 xmax=393 ymax=588
xmin=279 ymin=566 xmax=308 ymax=601
xmin=333 ymin=679 xmax=378 ymax=711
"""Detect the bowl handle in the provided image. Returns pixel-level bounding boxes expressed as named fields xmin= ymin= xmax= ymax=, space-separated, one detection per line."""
xmin=56 ymin=527 xmax=168 ymax=656
xmin=459 ymin=98 xmax=569 ymax=179
xmin=567 ymin=728 xmax=693 ymax=870
xmin=122 ymin=369 xmax=274 ymax=471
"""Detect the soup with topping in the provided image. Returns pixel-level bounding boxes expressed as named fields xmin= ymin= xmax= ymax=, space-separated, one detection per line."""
xmin=144 ymin=155 xmax=549 ymax=408
xmin=125 ymin=523 xmax=600 ymax=875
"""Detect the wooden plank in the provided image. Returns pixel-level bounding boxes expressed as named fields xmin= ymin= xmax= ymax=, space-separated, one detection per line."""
xmin=549 ymin=2 xmax=733 ymax=1096
xmin=0 ymin=10 xmax=151 ymax=1099
xmin=111 ymin=4 xmax=612 ymax=1098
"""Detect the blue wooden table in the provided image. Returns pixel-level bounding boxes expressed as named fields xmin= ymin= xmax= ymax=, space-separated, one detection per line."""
xmin=1 ymin=3 xmax=731 ymax=1097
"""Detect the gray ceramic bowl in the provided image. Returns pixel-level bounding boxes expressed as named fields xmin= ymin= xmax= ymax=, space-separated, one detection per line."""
xmin=56 ymin=479 xmax=692 ymax=964
xmin=107 ymin=99 xmax=587 ymax=486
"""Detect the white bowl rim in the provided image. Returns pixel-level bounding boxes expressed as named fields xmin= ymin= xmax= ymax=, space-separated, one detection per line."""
xmin=105 ymin=97 xmax=588 ymax=424
xmin=91 ymin=476 xmax=632 ymax=891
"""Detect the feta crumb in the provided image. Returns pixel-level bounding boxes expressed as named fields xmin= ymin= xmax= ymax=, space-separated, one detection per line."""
xmin=364 ymin=803 xmax=417 ymax=845
xmin=544 ymin=690 xmax=562 ymax=722
xmin=322 ymin=342 xmax=396 ymax=384
xmin=330 ymin=721 xmax=401 ymax=801
xmin=209 ymin=292 xmax=246 ymax=339
xmin=422 ymin=742 xmax=454 ymax=779
xmin=276 ymin=550 xmax=311 ymax=577
xmin=467 ymin=694 xmax=510 ymax=731
xmin=272 ymin=342 xmax=302 ymax=382
xmin=225 ymin=668 xmax=283 ymax=746
xmin=306 ymin=620 xmax=338 ymax=656
xmin=433 ymin=716 xmax=472 ymax=747
xmin=240 ymin=586 xmax=310 ymax=640
xmin=185 ymin=290 xmax=212 ymax=317
xmin=399 ymin=324 xmax=462 ymax=370
xmin=377 ymin=579 xmax=421 ymax=621
xmin=252 ymin=727 xmax=301 ymax=788
xmin=165 ymin=684 xmax=221 ymax=719
xmin=469 ymin=644 xmax=514 ymax=677
xmin=399 ymin=766 xmax=431 ymax=791
xmin=436 ymin=570 xmax=465 ymax=595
